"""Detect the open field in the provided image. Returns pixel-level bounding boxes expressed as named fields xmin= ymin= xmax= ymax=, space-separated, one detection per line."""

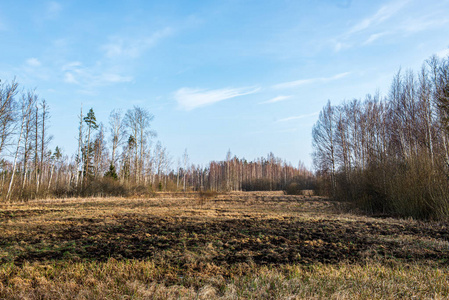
xmin=1 ymin=192 xmax=449 ymax=299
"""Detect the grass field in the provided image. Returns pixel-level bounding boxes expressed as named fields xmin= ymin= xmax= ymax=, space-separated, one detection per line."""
xmin=1 ymin=192 xmax=448 ymax=299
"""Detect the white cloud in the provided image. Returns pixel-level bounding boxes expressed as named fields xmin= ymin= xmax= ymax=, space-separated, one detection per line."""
xmin=436 ymin=48 xmax=449 ymax=58
xmin=99 ymin=73 xmax=133 ymax=83
xmin=400 ymin=17 xmax=449 ymax=34
xmin=62 ymin=62 xmax=132 ymax=87
xmin=102 ymin=27 xmax=173 ymax=59
xmin=334 ymin=42 xmax=349 ymax=52
xmin=26 ymin=58 xmax=41 ymax=67
xmin=260 ymin=95 xmax=291 ymax=104
xmin=62 ymin=61 xmax=82 ymax=71
xmin=273 ymin=72 xmax=350 ymax=89
xmin=174 ymin=86 xmax=260 ymax=110
xmin=334 ymin=0 xmax=449 ymax=51
xmin=333 ymin=0 xmax=410 ymax=50
xmin=346 ymin=0 xmax=410 ymax=36
xmin=277 ymin=112 xmax=319 ymax=123
xmin=64 ymin=72 xmax=78 ymax=84
xmin=363 ymin=32 xmax=389 ymax=45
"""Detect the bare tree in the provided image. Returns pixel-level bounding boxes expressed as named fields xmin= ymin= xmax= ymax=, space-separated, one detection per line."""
xmin=109 ymin=109 xmax=125 ymax=168
xmin=75 ymin=106 xmax=84 ymax=187
xmin=183 ymin=148 xmax=189 ymax=191
xmin=34 ymin=99 xmax=52 ymax=194
xmin=20 ymin=91 xmax=37 ymax=192
xmin=312 ymin=100 xmax=336 ymax=194
xmin=124 ymin=106 xmax=155 ymax=183
xmin=0 ymin=79 xmax=18 ymax=157
xmin=6 ymin=92 xmax=35 ymax=200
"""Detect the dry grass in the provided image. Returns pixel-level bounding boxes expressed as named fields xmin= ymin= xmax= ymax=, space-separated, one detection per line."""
xmin=1 ymin=260 xmax=448 ymax=299
xmin=0 ymin=191 xmax=448 ymax=299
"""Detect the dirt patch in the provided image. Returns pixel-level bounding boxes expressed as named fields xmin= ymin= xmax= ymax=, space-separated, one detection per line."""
xmin=0 ymin=209 xmax=63 ymax=221
xmin=2 ymin=212 xmax=448 ymax=270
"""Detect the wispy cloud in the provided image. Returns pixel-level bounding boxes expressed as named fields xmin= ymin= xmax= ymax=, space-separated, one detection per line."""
xmin=62 ymin=61 xmax=82 ymax=71
xmin=334 ymin=0 xmax=449 ymax=50
xmin=333 ymin=0 xmax=410 ymax=50
xmin=56 ymin=27 xmax=173 ymax=92
xmin=260 ymin=95 xmax=291 ymax=104
xmin=359 ymin=15 xmax=448 ymax=47
xmin=399 ymin=16 xmax=449 ymax=34
xmin=334 ymin=42 xmax=348 ymax=52
xmin=174 ymin=86 xmax=260 ymax=111
xmin=363 ymin=32 xmax=389 ymax=45
xmin=276 ymin=112 xmax=319 ymax=123
xmin=102 ymin=27 xmax=173 ymax=59
xmin=273 ymin=72 xmax=350 ymax=89
xmin=19 ymin=58 xmax=51 ymax=81
xmin=346 ymin=0 xmax=409 ymax=36
xmin=437 ymin=48 xmax=449 ymax=58
xmin=26 ymin=58 xmax=41 ymax=67
xmin=64 ymin=72 xmax=78 ymax=84
xmin=62 ymin=62 xmax=132 ymax=87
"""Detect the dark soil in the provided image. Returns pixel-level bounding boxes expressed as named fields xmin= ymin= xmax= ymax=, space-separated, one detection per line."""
xmin=2 ymin=209 xmax=448 ymax=271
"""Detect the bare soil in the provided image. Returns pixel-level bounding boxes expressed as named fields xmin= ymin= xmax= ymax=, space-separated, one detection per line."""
xmin=1 ymin=192 xmax=448 ymax=279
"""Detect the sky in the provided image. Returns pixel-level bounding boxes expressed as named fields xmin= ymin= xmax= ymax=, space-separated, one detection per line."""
xmin=0 ymin=0 xmax=448 ymax=169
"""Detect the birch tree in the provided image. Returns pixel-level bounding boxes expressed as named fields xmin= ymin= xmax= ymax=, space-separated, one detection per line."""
xmin=0 ymin=79 xmax=18 ymax=157
xmin=312 ymin=100 xmax=336 ymax=194
xmin=6 ymin=93 xmax=35 ymax=200
xmin=109 ymin=109 xmax=124 ymax=168
xmin=124 ymin=106 xmax=155 ymax=183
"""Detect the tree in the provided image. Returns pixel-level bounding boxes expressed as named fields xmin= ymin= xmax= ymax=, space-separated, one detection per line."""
xmin=6 ymin=92 xmax=35 ymax=200
xmin=83 ymin=108 xmax=99 ymax=178
xmin=20 ymin=91 xmax=37 ymax=193
xmin=153 ymin=141 xmax=171 ymax=190
xmin=51 ymin=146 xmax=63 ymax=188
xmin=124 ymin=106 xmax=155 ymax=183
xmin=109 ymin=109 xmax=125 ymax=169
xmin=104 ymin=163 xmax=118 ymax=180
xmin=312 ymin=100 xmax=336 ymax=195
xmin=0 ymin=79 xmax=18 ymax=157
xmin=92 ymin=123 xmax=107 ymax=178
xmin=75 ymin=106 xmax=84 ymax=187
xmin=121 ymin=135 xmax=136 ymax=182
xmin=35 ymin=99 xmax=52 ymax=194
xmin=183 ymin=148 xmax=189 ymax=191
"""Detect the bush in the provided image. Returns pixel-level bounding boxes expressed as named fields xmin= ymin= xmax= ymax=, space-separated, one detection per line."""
xmin=283 ymin=175 xmax=317 ymax=195
xmin=330 ymin=154 xmax=449 ymax=220
xmin=242 ymin=178 xmax=277 ymax=191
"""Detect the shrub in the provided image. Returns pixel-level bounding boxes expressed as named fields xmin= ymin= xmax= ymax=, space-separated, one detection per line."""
xmin=242 ymin=178 xmax=276 ymax=191
xmin=284 ymin=175 xmax=317 ymax=195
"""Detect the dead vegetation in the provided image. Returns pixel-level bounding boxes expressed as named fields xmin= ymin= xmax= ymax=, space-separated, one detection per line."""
xmin=0 ymin=192 xmax=448 ymax=299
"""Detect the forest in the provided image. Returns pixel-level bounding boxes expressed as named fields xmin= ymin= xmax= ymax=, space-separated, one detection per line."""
xmin=312 ymin=54 xmax=449 ymax=220
xmin=0 ymin=82 xmax=312 ymax=201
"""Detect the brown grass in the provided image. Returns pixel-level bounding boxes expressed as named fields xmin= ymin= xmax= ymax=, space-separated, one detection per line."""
xmin=0 ymin=191 xmax=448 ymax=299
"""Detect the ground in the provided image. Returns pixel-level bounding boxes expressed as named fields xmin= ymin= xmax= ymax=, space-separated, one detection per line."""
xmin=0 ymin=192 xmax=448 ymax=299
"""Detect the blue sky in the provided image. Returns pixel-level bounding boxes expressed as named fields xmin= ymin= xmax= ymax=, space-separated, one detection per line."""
xmin=1 ymin=0 xmax=448 ymax=168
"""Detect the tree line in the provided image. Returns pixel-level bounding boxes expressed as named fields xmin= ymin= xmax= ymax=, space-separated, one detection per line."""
xmin=0 ymin=80 xmax=311 ymax=200
xmin=312 ymin=54 xmax=449 ymax=220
